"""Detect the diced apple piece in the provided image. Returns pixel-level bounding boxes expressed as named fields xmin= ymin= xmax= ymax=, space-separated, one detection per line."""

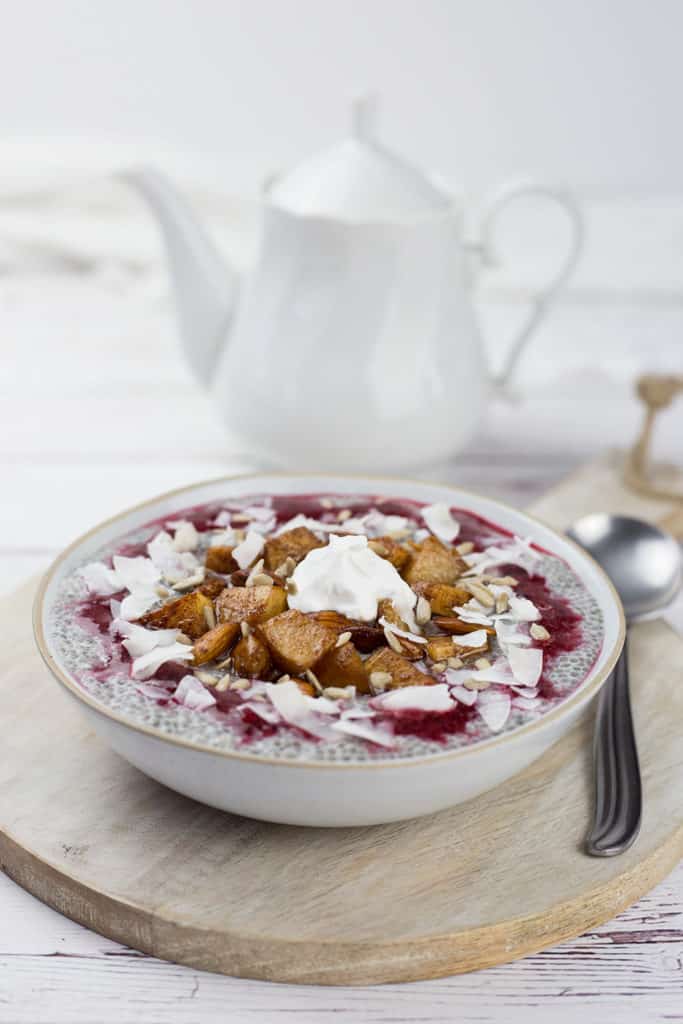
xmin=193 ymin=622 xmax=240 ymax=665
xmin=215 ymin=584 xmax=287 ymax=625
xmin=413 ymin=581 xmax=471 ymax=614
xmin=139 ymin=590 xmax=213 ymax=639
xmin=427 ymin=633 xmax=489 ymax=662
xmin=404 ymin=537 xmax=466 ymax=586
xmin=316 ymin=642 xmax=370 ymax=693
xmin=263 ymin=527 xmax=323 ymax=572
xmin=205 ymin=546 xmax=238 ymax=574
xmin=258 ymin=609 xmax=337 ymax=674
xmin=198 ymin=576 xmax=228 ymax=600
xmin=364 ymin=648 xmax=433 ymax=689
xmin=368 ymin=536 xmax=411 ymax=572
xmin=232 ymin=634 xmax=272 ymax=678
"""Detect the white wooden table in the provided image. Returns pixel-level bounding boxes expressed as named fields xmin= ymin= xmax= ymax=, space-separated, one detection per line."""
xmin=1 ymin=181 xmax=682 ymax=1022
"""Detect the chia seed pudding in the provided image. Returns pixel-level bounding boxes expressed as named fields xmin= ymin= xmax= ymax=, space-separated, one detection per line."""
xmin=47 ymin=492 xmax=604 ymax=762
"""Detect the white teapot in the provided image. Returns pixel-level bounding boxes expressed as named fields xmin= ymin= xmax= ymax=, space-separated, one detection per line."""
xmin=128 ymin=100 xmax=582 ymax=472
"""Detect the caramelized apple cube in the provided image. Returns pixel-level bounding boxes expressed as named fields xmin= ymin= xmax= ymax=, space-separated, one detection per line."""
xmin=215 ymin=584 xmax=287 ymax=625
xmin=263 ymin=527 xmax=323 ymax=572
xmin=364 ymin=648 xmax=432 ymax=689
xmin=404 ymin=538 xmax=467 ymax=586
xmin=413 ymin=581 xmax=471 ymax=615
xmin=205 ymin=546 xmax=238 ymax=574
xmin=368 ymin=536 xmax=411 ymax=572
xmin=316 ymin=642 xmax=370 ymax=693
xmin=192 ymin=622 xmax=240 ymax=665
xmin=139 ymin=590 xmax=213 ymax=639
xmin=232 ymin=634 xmax=272 ymax=678
xmin=198 ymin=575 xmax=228 ymax=600
xmin=427 ymin=633 xmax=489 ymax=662
xmin=258 ymin=609 xmax=337 ymax=674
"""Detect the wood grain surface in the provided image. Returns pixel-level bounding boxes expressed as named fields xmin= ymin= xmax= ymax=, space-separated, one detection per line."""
xmin=1 ymin=465 xmax=681 ymax=985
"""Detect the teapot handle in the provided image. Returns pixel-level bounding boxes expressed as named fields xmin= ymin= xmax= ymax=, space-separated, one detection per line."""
xmin=471 ymin=182 xmax=584 ymax=389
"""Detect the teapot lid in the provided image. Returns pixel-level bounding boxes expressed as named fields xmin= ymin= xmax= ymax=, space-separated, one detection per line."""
xmin=269 ymin=96 xmax=452 ymax=220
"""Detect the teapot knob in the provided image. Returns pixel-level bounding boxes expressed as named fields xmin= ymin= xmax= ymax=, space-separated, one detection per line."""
xmin=351 ymin=92 xmax=378 ymax=142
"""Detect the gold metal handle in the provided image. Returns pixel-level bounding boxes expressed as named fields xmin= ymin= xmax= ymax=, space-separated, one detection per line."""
xmin=624 ymin=373 xmax=683 ymax=502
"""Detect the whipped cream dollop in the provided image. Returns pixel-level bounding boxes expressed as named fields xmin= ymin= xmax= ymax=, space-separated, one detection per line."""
xmin=288 ymin=534 xmax=417 ymax=628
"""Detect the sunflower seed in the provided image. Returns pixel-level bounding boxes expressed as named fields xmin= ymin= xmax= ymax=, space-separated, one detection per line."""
xmin=335 ymin=630 xmax=352 ymax=648
xmin=464 ymin=580 xmax=495 ymax=608
xmin=463 ymin=678 xmax=490 ymax=691
xmin=194 ymin=670 xmax=216 ymax=685
xmin=495 ymin=592 xmax=510 ymax=614
xmin=456 ymin=541 xmax=475 ymax=555
xmin=474 ymin=657 xmax=492 ymax=670
xmin=203 ymin=604 xmax=216 ymax=630
xmin=415 ymin=595 xmax=432 ymax=625
xmin=240 ymin=620 xmax=252 ymax=637
xmin=447 ymin=656 xmax=463 ymax=669
xmin=530 ymin=623 xmax=550 ymax=641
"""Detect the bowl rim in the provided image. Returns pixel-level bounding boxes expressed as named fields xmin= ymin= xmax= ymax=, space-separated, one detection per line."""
xmin=33 ymin=471 xmax=625 ymax=771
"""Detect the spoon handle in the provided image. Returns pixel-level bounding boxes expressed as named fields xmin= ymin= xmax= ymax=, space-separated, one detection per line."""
xmin=586 ymin=637 xmax=642 ymax=856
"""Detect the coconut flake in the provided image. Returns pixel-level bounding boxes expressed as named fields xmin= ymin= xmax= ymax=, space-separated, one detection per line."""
xmin=265 ymin=681 xmax=339 ymax=741
xmin=209 ymin=528 xmax=239 ymax=548
xmin=495 ymin=619 xmax=531 ymax=649
xmin=112 ymin=555 xmax=160 ymax=591
xmin=463 ymin=535 xmax=540 ymax=576
xmin=378 ymin=618 xmax=427 ymax=644
xmin=111 ymin=619 xmax=178 ymax=658
xmin=331 ymin=718 xmax=395 ymax=748
xmin=450 ymin=684 xmax=478 ymax=706
xmin=134 ymin=681 xmax=172 ymax=702
xmin=303 ymin=696 xmax=341 ymax=715
xmin=372 ymin=684 xmax=454 ymax=713
xmin=131 ymin=642 xmax=193 ymax=680
xmin=513 ymin=696 xmax=542 ymax=711
xmin=507 ymin=646 xmax=543 ymax=687
xmin=421 ymin=502 xmax=460 ymax=543
xmin=173 ymin=675 xmax=216 ymax=711
xmin=453 ymin=603 xmax=494 ymax=626
xmin=477 ymin=690 xmax=511 ymax=732
xmin=452 ymin=629 xmax=489 ymax=649
xmin=242 ymin=700 xmax=280 ymax=724
xmin=505 ymin=595 xmax=541 ymax=622
xmin=79 ymin=562 xmax=122 ymax=596
xmin=470 ymin=659 xmax=516 ymax=685
xmin=169 ymin=520 xmax=199 ymax=552
xmin=232 ymin=531 xmax=265 ymax=570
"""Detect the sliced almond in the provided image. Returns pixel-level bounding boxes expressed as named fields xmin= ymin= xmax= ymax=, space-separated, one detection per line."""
xmin=456 ymin=541 xmax=475 ymax=555
xmin=203 ymin=604 xmax=217 ymax=630
xmin=383 ymin=626 xmax=404 ymax=654
xmin=464 ymin=580 xmax=495 ymax=608
xmin=447 ymin=656 xmax=463 ymax=669
xmin=530 ymin=623 xmax=550 ymax=641
xmin=474 ymin=657 xmax=492 ymax=670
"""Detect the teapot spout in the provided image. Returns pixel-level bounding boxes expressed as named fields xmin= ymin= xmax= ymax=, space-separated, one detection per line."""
xmin=124 ymin=168 xmax=239 ymax=387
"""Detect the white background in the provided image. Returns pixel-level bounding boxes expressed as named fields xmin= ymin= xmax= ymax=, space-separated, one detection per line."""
xmin=1 ymin=0 xmax=682 ymax=196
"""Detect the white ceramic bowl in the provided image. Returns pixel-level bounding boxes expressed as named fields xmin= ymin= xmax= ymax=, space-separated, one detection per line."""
xmin=35 ymin=474 xmax=624 ymax=827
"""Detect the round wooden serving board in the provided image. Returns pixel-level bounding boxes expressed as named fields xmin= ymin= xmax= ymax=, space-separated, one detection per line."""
xmin=1 ymin=579 xmax=682 ymax=985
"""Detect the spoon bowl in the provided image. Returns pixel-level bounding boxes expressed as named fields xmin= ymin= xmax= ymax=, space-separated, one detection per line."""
xmin=567 ymin=514 xmax=681 ymax=620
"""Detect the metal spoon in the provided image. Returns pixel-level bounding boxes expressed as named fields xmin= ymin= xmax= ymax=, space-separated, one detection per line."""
xmin=567 ymin=514 xmax=682 ymax=856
